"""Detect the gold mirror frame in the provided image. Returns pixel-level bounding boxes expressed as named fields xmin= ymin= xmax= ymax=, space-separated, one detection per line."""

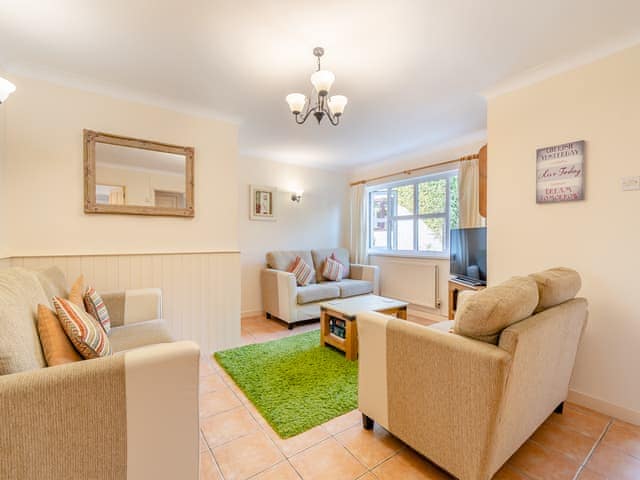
xmin=84 ymin=129 xmax=194 ymax=217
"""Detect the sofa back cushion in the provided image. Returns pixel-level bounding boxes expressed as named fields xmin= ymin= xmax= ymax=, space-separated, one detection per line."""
xmin=453 ymin=276 xmax=539 ymax=344
xmin=266 ymin=250 xmax=316 ymax=284
xmin=311 ymin=248 xmax=350 ymax=283
xmin=35 ymin=266 xmax=69 ymax=308
xmin=0 ymin=267 xmax=50 ymax=374
xmin=529 ymin=267 xmax=581 ymax=313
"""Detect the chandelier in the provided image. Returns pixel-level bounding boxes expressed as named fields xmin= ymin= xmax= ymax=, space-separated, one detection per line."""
xmin=285 ymin=47 xmax=348 ymax=126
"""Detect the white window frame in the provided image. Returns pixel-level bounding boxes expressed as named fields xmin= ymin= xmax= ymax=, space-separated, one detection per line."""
xmin=367 ymin=170 xmax=458 ymax=258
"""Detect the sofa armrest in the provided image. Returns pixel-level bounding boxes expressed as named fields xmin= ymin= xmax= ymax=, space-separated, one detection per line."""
xmin=261 ymin=268 xmax=297 ymax=323
xmin=350 ymin=264 xmax=380 ymax=295
xmin=357 ymin=311 xmax=511 ymax=480
xmin=0 ymin=341 xmax=200 ymax=479
xmin=102 ymin=288 xmax=163 ymax=327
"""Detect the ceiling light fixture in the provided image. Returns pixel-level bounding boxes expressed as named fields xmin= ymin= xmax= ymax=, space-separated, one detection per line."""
xmin=286 ymin=47 xmax=348 ymax=126
xmin=0 ymin=77 xmax=16 ymax=104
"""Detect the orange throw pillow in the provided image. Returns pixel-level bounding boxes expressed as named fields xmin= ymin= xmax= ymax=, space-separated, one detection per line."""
xmin=68 ymin=274 xmax=85 ymax=309
xmin=37 ymin=304 xmax=82 ymax=366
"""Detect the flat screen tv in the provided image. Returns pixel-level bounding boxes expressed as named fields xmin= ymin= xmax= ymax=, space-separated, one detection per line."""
xmin=450 ymin=227 xmax=487 ymax=285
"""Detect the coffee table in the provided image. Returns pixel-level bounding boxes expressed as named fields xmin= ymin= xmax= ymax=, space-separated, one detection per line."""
xmin=319 ymin=294 xmax=408 ymax=360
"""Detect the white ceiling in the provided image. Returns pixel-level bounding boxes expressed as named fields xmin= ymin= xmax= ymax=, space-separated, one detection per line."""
xmin=1 ymin=0 xmax=639 ymax=169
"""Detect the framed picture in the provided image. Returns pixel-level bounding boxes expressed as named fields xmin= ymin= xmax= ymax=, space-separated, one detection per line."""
xmin=536 ymin=140 xmax=585 ymax=203
xmin=250 ymin=185 xmax=277 ymax=221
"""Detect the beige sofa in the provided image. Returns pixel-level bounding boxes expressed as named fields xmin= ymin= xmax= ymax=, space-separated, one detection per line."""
xmin=0 ymin=266 xmax=200 ymax=480
xmin=261 ymin=248 xmax=380 ymax=327
xmin=358 ymin=268 xmax=587 ymax=480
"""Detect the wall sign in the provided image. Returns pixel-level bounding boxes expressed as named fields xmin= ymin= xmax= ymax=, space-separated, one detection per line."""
xmin=536 ymin=140 xmax=585 ymax=203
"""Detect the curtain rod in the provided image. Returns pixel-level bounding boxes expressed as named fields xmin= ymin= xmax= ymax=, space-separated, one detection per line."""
xmin=350 ymin=153 xmax=479 ymax=187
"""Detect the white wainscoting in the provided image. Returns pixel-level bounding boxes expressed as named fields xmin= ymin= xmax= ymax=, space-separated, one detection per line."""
xmin=369 ymin=255 xmax=448 ymax=314
xmin=9 ymin=252 xmax=241 ymax=354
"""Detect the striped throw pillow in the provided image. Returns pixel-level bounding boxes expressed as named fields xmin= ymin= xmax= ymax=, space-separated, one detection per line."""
xmin=322 ymin=256 xmax=344 ymax=281
xmin=83 ymin=286 xmax=111 ymax=333
xmin=287 ymin=256 xmax=314 ymax=286
xmin=53 ymin=297 xmax=112 ymax=359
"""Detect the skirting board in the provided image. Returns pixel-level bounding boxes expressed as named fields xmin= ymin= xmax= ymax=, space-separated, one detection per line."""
xmin=568 ymin=389 xmax=640 ymax=426
xmin=241 ymin=310 xmax=265 ymax=319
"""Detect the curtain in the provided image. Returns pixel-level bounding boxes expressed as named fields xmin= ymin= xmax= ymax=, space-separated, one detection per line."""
xmin=349 ymin=183 xmax=368 ymax=264
xmin=458 ymin=159 xmax=485 ymax=228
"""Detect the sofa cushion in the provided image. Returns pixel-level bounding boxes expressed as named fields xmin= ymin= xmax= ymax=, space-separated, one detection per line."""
xmin=53 ymin=297 xmax=112 ymax=359
xmin=35 ymin=266 xmax=69 ymax=308
xmin=84 ymin=286 xmax=112 ymax=333
xmin=266 ymin=250 xmax=316 ymax=284
xmin=288 ymin=256 xmax=314 ymax=286
xmin=311 ymin=248 xmax=350 ymax=283
xmin=427 ymin=320 xmax=455 ymax=334
xmin=108 ymin=319 xmax=173 ymax=352
xmin=322 ymin=255 xmax=344 ymax=281
xmin=296 ymin=283 xmax=340 ymax=305
xmin=529 ymin=267 xmax=581 ymax=313
xmin=37 ymin=304 xmax=82 ymax=366
xmin=453 ymin=276 xmax=539 ymax=344
xmin=68 ymin=275 xmax=85 ymax=309
xmin=334 ymin=279 xmax=374 ymax=298
xmin=0 ymin=268 xmax=49 ymax=375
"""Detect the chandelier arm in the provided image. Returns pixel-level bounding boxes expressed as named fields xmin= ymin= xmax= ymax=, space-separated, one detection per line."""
xmin=323 ymin=104 xmax=340 ymax=126
xmin=296 ymin=105 xmax=318 ymax=124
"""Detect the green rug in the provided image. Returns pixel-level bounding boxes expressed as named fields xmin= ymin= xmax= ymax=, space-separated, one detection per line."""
xmin=214 ymin=330 xmax=358 ymax=438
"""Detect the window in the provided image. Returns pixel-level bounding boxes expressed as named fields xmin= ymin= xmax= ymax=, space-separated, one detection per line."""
xmin=368 ymin=171 xmax=459 ymax=256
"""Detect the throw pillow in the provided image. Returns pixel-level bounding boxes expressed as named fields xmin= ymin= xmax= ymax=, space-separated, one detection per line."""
xmin=287 ymin=256 xmax=314 ymax=286
xmin=36 ymin=304 xmax=82 ymax=366
xmin=68 ymin=274 xmax=85 ymax=309
xmin=53 ymin=296 xmax=112 ymax=359
xmin=322 ymin=256 xmax=344 ymax=281
xmin=83 ymin=286 xmax=111 ymax=333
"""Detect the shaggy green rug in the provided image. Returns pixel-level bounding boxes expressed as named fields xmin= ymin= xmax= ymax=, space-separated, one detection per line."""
xmin=214 ymin=330 xmax=358 ymax=438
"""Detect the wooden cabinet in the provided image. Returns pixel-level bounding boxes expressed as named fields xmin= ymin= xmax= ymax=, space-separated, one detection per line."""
xmin=448 ymin=278 xmax=485 ymax=320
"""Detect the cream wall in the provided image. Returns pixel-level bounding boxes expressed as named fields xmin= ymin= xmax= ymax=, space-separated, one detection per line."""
xmin=349 ymin=134 xmax=486 ymax=317
xmin=4 ymin=74 xmax=238 ymax=256
xmin=239 ymin=156 xmax=349 ymax=315
xmin=0 ymin=97 xmax=7 ymax=258
xmin=487 ymin=44 xmax=640 ymax=422
xmin=96 ymin=164 xmax=185 ymax=206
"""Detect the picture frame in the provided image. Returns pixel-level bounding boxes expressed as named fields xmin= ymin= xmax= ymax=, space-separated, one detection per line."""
xmin=536 ymin=140 xmax=585 ymax=203
xmin=250 ymin=185 xmax=277 ymax=221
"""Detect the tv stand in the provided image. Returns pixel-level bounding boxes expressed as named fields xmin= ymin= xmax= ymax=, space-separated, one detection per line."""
xmin=448 ymin=278 xmax=486 ymax=320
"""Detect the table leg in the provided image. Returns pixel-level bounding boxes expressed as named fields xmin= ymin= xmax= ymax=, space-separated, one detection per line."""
xmin=320 ymin=309 xmax=327 ymax=347
xmin=345 ymin=319 xmax=357 ymax=361
xmin=397 ymin=306 xmax=407 ymax=320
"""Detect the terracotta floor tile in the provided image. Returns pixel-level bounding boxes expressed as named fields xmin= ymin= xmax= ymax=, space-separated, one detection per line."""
xmin=268 ymin=424 xmax=331 ymax=457
xmin=253 ymin=461 xmax=302 ymax=480
xmin=200 ymin=388 xmax=242 ymax=418
xmin=506 ymin=440 xmax=581 ymax=480
xmin=200 ymin=373 xmax=226 ymax=394
xmin=355 ymin=474 xmax=377 ymax=480
xmin=587 ymin=442 xmax=640 ymax=480
xmin=373 ymin=449 xmax=452 ymax=479
xmin=201 ymin=406 xmax=260 ymax=448
xmin=323 ymin=410 xmax=362 ymax=435
xmin=200 ymin=359 xmax=216 ymax=377
xmin=213 ymin=430 xmax=284 ymax=480
xmin=492 ymin=465 xmax=530 ymax=479
xmin=335 ymin=424 xmax=403 ymax=468
xmin=200 ymin=450 xmax=222 ymax=480
xmin=545 ymin=406 xmax=610 ymax=439
xmin=200 ymin=432 xmax=209 ymax=452
xmin=576 ymin=468 xmax=607 ymax=480
xmin=602 ymin=420 xmax=640 ymax=459
xmin=289 ymin=437 xmax=366 ymax=480
xmin=530 ymin=420 xmax=597 ymax=463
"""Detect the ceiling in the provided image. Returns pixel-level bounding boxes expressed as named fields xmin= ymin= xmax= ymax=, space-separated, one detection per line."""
xmin=1 ymin=0 xmax=639 ymax=169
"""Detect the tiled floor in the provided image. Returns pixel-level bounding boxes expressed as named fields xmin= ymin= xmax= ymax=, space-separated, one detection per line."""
xmin=198 ymin=312 xmax=640 ymax=480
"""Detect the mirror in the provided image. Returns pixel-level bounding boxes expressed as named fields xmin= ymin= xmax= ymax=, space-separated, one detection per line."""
xmin=84 ymin=130 xmax=194 ymax=217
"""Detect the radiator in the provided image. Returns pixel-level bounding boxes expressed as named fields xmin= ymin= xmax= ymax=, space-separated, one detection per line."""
xmin=373 ymin=259 xmax=439 ymax=309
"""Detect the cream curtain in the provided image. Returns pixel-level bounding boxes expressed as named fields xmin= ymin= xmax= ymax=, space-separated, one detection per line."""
xmin=458 ymin=159 xmax=485 ymax=228
xmin=349 ymin=183 xmax=368 ymax=264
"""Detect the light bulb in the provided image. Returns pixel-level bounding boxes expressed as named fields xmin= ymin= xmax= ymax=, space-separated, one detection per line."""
xmin=286 ymin=93 xmax=306 ymax=114
xmin=328 ymin=95 xmax=348 ymax=116
xmin=310 ymin=70 xmax=335 ymax=95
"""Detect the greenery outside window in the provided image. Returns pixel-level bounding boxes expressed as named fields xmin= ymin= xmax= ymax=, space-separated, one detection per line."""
xmin=368 ymin=171 xmax=458 ymax=256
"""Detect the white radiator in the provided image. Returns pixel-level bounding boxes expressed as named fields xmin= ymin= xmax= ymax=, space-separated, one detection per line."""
xmin=372 ymin=258 xmax=439 ymax=309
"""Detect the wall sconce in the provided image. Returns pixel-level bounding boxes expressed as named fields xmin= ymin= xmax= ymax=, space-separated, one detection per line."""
xmin=291 ymin=190 xmax=304 ymax=203
xmin=0 ymin=77 xmax=16 ymax=104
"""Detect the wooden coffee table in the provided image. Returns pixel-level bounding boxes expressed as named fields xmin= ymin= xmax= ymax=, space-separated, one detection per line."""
xmin=319 ymin=295 xmax=408 ymax=360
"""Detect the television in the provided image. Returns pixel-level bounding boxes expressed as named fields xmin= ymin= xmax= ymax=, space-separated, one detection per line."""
xmin=450 ymin=227 xmax=487 ymax=285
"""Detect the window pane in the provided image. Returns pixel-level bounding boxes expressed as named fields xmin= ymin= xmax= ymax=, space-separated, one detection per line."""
xmin=394 ymin=219 xmax=414 ymax=250
xmin=371 ymin=191 xmax=388 ymax=248
xmin=391 ymin=184 xmax=414 ymax=216
xmin=449 ymin=175 xmax=459 ymax=229
xmin=418 ymin=217 xmax=445 ymax=252
xmin=418 ymin=179 xmax=446 ymax=214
